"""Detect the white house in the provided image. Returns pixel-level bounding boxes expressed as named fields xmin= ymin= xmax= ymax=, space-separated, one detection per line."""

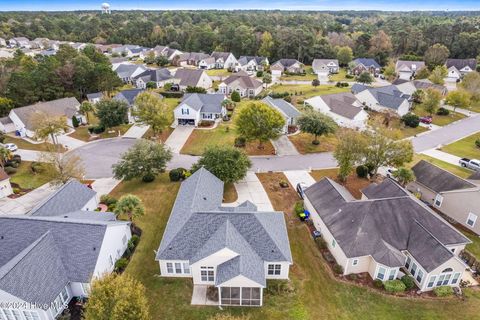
xmin=395 ymin=60 xmax=425 ymax=80
xmin=312 ymin=59 xmax=339 ymax=80
xmin=8 ymin=37 xmax=30 ymax=48
xmin=394 ymin=79 xmax=447 ymax=96
xmin=172 ymin=69 xmax=213 ymax=91
xmin=0 ymin=178 xmax=131 ymax=320
xmin=211 ymin=52 xmax=238 ymax=70
xmin=134 ymin=68 xmax=173 ymax=89
xmin=304 ymin=178 xmax=470 ymax=292
xmin=236 ymin=56 xmax=269 ymax=73
xmin=174 ymin=93 xmax=227 ymax=126
xmin=270 ymin=59 xmax=304 ymax=77
xmin=114 ymin=64 xmax=148 ymax=83
xmin=352 ymin=84 xmax=411 ymax=116
xmin=198 ymin=57 xmax=216 ymax=70
xmin=156 ymin=168 xmax=292 ymax=307
xmin=262 ymin=96 xmax=301 ymax=133
xmin=218 ymin=71 xmax=263 ymax=98
xmin=86 ymin=92 xmax=104 ymax=104
xmin=305 ymin=93 xmax=369 ymax=130
xmin=9 ymin=97 xmax=83 ymax=138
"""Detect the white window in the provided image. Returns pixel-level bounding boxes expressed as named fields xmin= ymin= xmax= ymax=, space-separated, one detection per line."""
xmin=175 ymin=262 xmax=182 ymax=274
xmin=436 ymin=274 xmax=445 ymax=286
xmin=352 ymin=259 xmax=359 ymax=266
xmin=416 ymin=269 xmax=424 ymax=283
xmin=405 ymin=256 xmax=411 ymax=269
xmin=411 ymin=263 xmax=417 ymax=277
xmin=467 ymin=213 xmax=478 ymax=227
xmin=81 ymin=283 xmax=91 ymax=295
xmin=22 ymin=311 xmax=40 ymax=320
xmin=376 ymin=266 xmax=386 ymax=280
xmin=451 ymin=272 xmax=461 ymax=285
xmin=434 ymin=194 xmax=443 ymax=207
xmin=201 ymin=266 xmax=214 ymax=281
xmin=267 ymin=264 xmax=281 ymax=275
xmin=182 ymin=108 xmax=189 ymax=115
xmin=183 ymin=262 xmax=190 ymax=274
xmin=166 ymin=262 xmax=174 ymax=274
xmin=442 ymin=273 xmax=451 ymax=285
xmin=331 ymin=239 xmax=336 ymax=248
xmin=388 ymin=269 xmax=396 ymax=280
xmin=427 ymin=275 xmax=436 ymax=288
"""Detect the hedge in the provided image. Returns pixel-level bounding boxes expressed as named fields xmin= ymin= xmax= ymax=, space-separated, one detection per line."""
xmin=160 ymin=91 xmax=184 ymax=99
xmin=384 ymin=280 xmax=406 ymax=293
xmin=433 ymin=286 xmax=454 ymax=297
xmin=401 ymin=275 xmax=415 ymax=290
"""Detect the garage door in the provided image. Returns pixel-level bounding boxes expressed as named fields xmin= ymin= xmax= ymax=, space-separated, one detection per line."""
xmin=178 ymin=119 xmax=195 ymax=125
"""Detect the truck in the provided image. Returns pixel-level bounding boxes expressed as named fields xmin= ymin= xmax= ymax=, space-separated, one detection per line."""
xmin=459 ymin=158 xmax=480 ymax=171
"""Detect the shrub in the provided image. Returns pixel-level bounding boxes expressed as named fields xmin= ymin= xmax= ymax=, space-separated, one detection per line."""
xmin=100 ymin=194 xmax=117 ymax=207
xmin=114 ymin=258 xmax=129 ymax=272
xmin=315 ymin=237 xmax=327 ymax=249
xmin=146 ymin=81 xmax=157 ymax=89
xmin=384 ymin=280 xmax=406 ymax=293
xmin=436 ymin=107 xmax=450 ymax=116
xmin=401 ymin=275 xmax=415 ymax=290
xmin=401 ymin=113 xmax=420 ymax=128
xmin=4 ymin=166 xmax=16 ymax=175
xmin=169 ymin=168 xmax=187 ymax=182
xmin=294 ymin=201 xmax=304 ymax=215
xmin=12 ymin=187 xmax=20 ymax=194
xmin=333 ymin=264 xmax=343 ymax=274
xmin=89 ymin=124 xmax=105 ymax=134
xmin=373 ymin=279 xmax=384 ymax=288
xmin=160 ymin=91 xmax=184 ymax=99
xmin=234 ymin=136 xmax=246 ymax=148
xmin=356 ymin=165 xmax=369 ymax=178
xmin=130 ymin=234 xmax=140 ymax=247
xmin=475 ymin=138 xmax=480 ymax=148
xmin=345 ymin=74 xmax=354 ymax=79
xmin=72 ymin=116 xmax=80 ymax=128
xmin=30 ymin=162 xmax=43 ymax=173
xmin=348 ymin=274 xmax=358 ymax=281
xmin=433 ymin=286 xmax=454 ymax=297
xmin=163 ymin=83 xmax=172 ymax=91
xmin=231 ymin=91 xmax=241 ymax=102
xmin=256 ymin=71 xmax=264 ymax=77
xmin=12 ymin=154 xmax=21 ymax=163
xmin=186 ymin=86 xmax=207 ymax=93
xmin=142 ymin=172 xmax=155 ymax=183
xmin=284 ymin=96 xmax=292 ymax=103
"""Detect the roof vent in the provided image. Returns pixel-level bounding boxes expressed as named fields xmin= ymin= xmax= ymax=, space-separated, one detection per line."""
xmin=271 ymin=249 xmax=275 ymax=253
xmin=203 ymin=197 xmax=207 ymax=200
xmin=0 ymin=236 xmax=3 ymax=240
xmin=93 ymin=247 xmax=96 ymax=251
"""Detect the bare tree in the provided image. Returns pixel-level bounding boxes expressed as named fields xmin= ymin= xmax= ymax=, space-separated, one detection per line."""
xmin=40 ymin=151 xmax=85 ymax=186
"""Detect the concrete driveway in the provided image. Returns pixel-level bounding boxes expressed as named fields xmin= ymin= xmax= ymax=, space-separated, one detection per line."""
xmin=165 ymin=126 xmax=194 ymax=153
xmin=0 ymin=183 xmax=56 ymax=215
xmin=123 ymin=124 xmax=150 ymax=138
xmin=283 ymin=170 xmax=316 ymax=190
xmin=57 ymin=134 xmax=86 ymax=150
xmin=271 ymin=135 xmax=299 ymax=156
xmin=224 ymin=172 xmax=274 ymax=211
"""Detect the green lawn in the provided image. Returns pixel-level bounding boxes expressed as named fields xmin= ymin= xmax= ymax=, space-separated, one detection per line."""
xmin=440 ymin=133 xmax=480 ymax=160
xmin=288 ymin=133 xmax=338 ymax=154
xmin=280 ymin=66 xmax=317 ymax=81
xmin=4 ymin=136 xmax=65 ymax=152
xmin=465 ymin=99 xmax=480 ymax=113
xmin=329 ymin=68 xmax=351 ymax=82
xmin=407 ymin=154 xmax=473 ymax=178
xmin=111 ymin=172 xmax=480 ymax=320
xmin=461 ymin=229 xmax=480 ymax=259
xmin=413 ymin=107 xmax=466 ymax=126
xmin=69 ymin=124 xmax=133 ymax=142
xmin=368 ymin=112 xmax=428 ymax=139
xmin=206 ymin=69 xmax=232 ymax=77
xmin=268 ymin=84 xmax=350 ymax=108
xmin=9 ymin=161 xmax=52 ymax=190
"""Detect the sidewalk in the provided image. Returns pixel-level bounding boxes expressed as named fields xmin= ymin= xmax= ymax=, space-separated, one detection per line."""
xmin=420 ymin=149 xmax=461 ymax=166
xmin=123 ymin=124 xmax=150 ymax=139
xmin=442 ymin=104 xmax=477 ymax=116
xmin=223 ymin=172 xmax=274 ymax=211
xmin=0 ymin=183 xmax=57 ymax=215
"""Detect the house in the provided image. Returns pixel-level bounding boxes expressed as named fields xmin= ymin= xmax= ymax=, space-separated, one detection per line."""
xmin=408 ymin=160 xmax=480 ymax=235
xmin=352 ymin=84 xmax=411 ymax=116
xmin=0 ymin=49 xmax=14 ymax=59
xmin=0 ymin=169 xmax=13 ymax=198
xmin=0 ymin=38 xmax=6 ymax=47
xmin=114 ymin=64 xmax=148 ymax=83
xmin=312 ymin=59 xmax=339 ymax=80
xmin=155 ymin=168 xmax=292 ymax=307
xmin=29 ymin=180 xmax=98 ymax=217
xmin=351 ymin=58 xmax=381 ymax=76
xmin=172 ymin=69 xmax=213 ymax=91
xmin=0 ymin=117 xmax=15 ymax=134
xmin=9 ymin=97 xmax=83 ymax=138
xmin=304 ymin=92 xmax=369 ymax=130
xmin=86 ymin=92 xmax=104 ymax=104
xmin=174 ymin=52 xmax=211 ymax=67
xmin=8 ymin=37 xmax=30 ymax=48
xmin=304 ymin=177 xmax=470 ymax=292
xmin=444 ymin=59 xmax=477 ymax=82
xmin=31 ymin=37 xmax=50 ymax=49
xmin=174 ymin=93 xmax=227 ymax=126
xmin=394 ymin=79 xmax=447 ymax=96
xmin=113 ymin=88 xmax=145 ymax=123
xmin=142 ymin=45 xmax=183 ymax=61
xmin=218 ymin=72 xmax=263 ymax=98
xmin=395 ymin=61 xmax=425 ymax=80
xmin=134 ymin=68 xmax=173 ymax=89
xmin=198 ymin=56 xmax=216 ymax=70
xmin=236 ymin=56 xmax=269 ymax=73
xmin=262 ymin=96 xmax=300 ymax=133
xmin=69 ymin=42 xmax=87 ymax=51
xmin=39 ymin=48 xmax=57 ymax=57
xmin=211 ymin=52 xmax=238 ymax=70
xmin=0 ymin=211 xmax=131 ymax=319
xmin=111 ymin=44 xmax=140 ymax=56
xmin=270 ymin=59 xmax=304 ymax=77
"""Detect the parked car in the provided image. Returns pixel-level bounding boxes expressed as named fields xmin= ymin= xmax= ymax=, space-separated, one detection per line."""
xmin=419 ymin=116 xmax=433 ymax=124
xmin=459 ymin=158 xmax=480 ymax=171
xmin=296 ymin=182 xmax=308 ymax=199
xmin=3 ymin=143 xmax=17 ymax=152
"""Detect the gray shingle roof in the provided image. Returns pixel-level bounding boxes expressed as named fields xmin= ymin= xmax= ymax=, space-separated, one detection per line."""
xmin=312 ymin=59 xmax=339 ymax=71
xmin=29 ymin=180 xmax=97 ymax=217
xmin=395 ymin=60 xmax=425 ymax=72
xmin=354 ymin=84 xmax=409 ymax=110
xmin=156 ymin=168 xmax=292 ymax=286
xmin=223 ymin=74 xmax=262 ymax=89
xmin=353 ymin=58 xmax=381 ymax=69
xmin=362 ymin=178 xmax=409 ymax=199
xmin=113 ymin=88 xmax=144 ymax=106
xmin=445 ymin=59 xmax=477 ymax=71
xmin=412 ymin=160 xmax=477 ymax=193
xmin=238 ymin=56 xmax=267 ymax=66
xmin=315 ymin=92 xmax=364 ymax=119
xmin=262 ymin=97 xmax=300 ymax=119
xmin=0 ymin=215 xmax=129 ymax=304
xmin=273 ymin=59 xmax=301 ymax=68
xmin=180 ymin=93 xmax=225 ymax=113
xmin=135 ymin=68 xmax=172 ymax=83
xmin=211 ymin=52 xmax=233 ymax=61
xmin=115 ymin=64 xmax=147 ymax=79
xmin=304 ymin=178 xmax=469 ymax=271
xmin=174 ymin=69 xmax=207 ymax=87
xmin=12 ymin=97 xmax=80 ymax=131
xmin=351 ymin=83 xmax=369 ymax=94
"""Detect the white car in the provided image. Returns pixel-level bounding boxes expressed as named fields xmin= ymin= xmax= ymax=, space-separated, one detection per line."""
xmin=3 ymin=143 xmax=18 ymax=152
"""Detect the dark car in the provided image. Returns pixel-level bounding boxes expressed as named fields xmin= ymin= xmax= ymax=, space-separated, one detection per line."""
xmin=419 ymin=116 xmax=432 ymax=124
xmin=296 ymin=182 xmax=308 ymax=199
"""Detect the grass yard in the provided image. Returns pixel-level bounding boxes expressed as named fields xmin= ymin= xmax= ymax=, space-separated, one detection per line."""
xmin=309 ymin=168 xmax=371 ymax=199
xmin=413 ymin=107 xmax=466 ymax=126
xmin=368 ymin=113 xmax=428 ymax=139
xmin=461 ymin=228 xmax=480 ymax=259
xmin=9 ymin=161 xmax=52 ymax=190
xmin=4 ymin=136 xmax=65 ymax=152
xmin=288 ymin=133 xmax=338 ymax=154
xmin=69 ymin=124 xmax=133 ymax=142
xmin=269 ymin=84 xmax=350 ymax=101
xmin=143 ymin=127 xmax=174 ymax=143
xmin=466 ymin=100 xmax=480 ymax=113
xmin=206 ymin=69 xmax=232 ymax=77
xmin=407 ymin=154 xmax=473 ymax=178
xmin=329 ymin=68 xmax=351 ymax=82
xmin=279 ymin=66 xmax=317 ymax=81
xmin=440 ymin=133 xmax=480 ymax=160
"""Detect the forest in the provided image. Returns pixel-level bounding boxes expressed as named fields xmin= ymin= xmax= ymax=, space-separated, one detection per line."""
xmin=1 ymin=10 xmax=480 ymax=64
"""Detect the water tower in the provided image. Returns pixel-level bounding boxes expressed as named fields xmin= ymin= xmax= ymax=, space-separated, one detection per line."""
xmin=101 ymin=3 xmax=111 ymax=14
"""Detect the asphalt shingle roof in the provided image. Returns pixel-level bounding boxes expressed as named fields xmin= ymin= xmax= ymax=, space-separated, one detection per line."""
xmin=238 ymin=56 xmax=267 ymax=66
xmin=223 ymin=74 xmax=262 ymax=89
xmin=135 ymin=68 xmax=172 ymax=83
xmin=310 ymin=92 xmax=364 ymax=119
xmin=262 ymin=96 xmax=300 ymax=119
xmin=113 ymin=88 xmax=144 ymax=106
xmin=446 ymin=59 xmax=477 ymax=71
xmin=362 ymin=178 xmax=409 ymax=199
xmin=353 ymin=58 xmax=381 ymax=69
xmin=412 ymin=160 xmax=477 ymax=193
xmin=174 ymin=69 xmax=207 ymax=87
xmin=180 ymin=93 xmax=225 ymax=113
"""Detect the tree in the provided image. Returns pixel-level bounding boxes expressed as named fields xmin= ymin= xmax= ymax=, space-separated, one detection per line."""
xmin=186 ymin=86 xmax=207 ymax=93
xmin=258 ymin=31 xmax=274 ymax=58
xmin=114 ymin=194 xmax=145 ymax=222
xmin=422 ymin=88 xmax=443 ymax=116
xmin=133 ymin=92 xmax=170 ymax=136
xmin=95 ymin=99 xmax=129 ymax=128
xmin=0 ymin=147 xmax=11 ymax=168
xmin=412 ymin=89 xmax=425 ymax=104
xmin=357 ymin=72 xmax=373 ymax=84
xmin=336 ymin=46 xmax=353 ymax=66
xmin=72 ymin=115 xmax=80 ymax=128
xmin=235 ymin=102 xmax=285 ymax=148
xmin=424 ymin=44 xmax=450 ymax=69
xmin=383 ymin=61 xmax=396 ymax=80
xmin=84 ymin=273 xmax=149 ymax=320
xmin=333 ymin=130 xmax=367 ymax=181
xmin=312 ymin=79 xmax=320 ymax=87
xmin=231 ymin=91 xmax=241 ymax=102
xmin=369 ymin=30 xmax=392 ymax=65
xmin=445 ymin=90 xmax=471 ymax=112
xmin=415 ymin=67 xmax=430 ymax=79
xmin=428 ymin=65 xmax=447 ymax=85
xmin=191 ymin=145 xmax=251 ymax=184
xmin=40 ymin=152 xmax=85 ymax=186
xmin=79 ymin=101 xmax=94 ymax=123
xmin=460 ymin=71 xmax=480 ymax=100
xmin=113 ymin=139 xmax=172 ymax=182
xmin=155 ymin=55 xmax=169 ymax=67
xmin=392 ymin=167 xmax=416 ymax=186
xmin=262 ymin=73 xmax=272 ymax=85
xmin=30 ymin=112 xmax=68 ymax=146
xmin=0 ymin=97 xmax=14 ymax=117
xmin=297 ymin=111 xmax=337 ymax=145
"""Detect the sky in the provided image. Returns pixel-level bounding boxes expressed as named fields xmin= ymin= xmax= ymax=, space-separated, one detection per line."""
xmin=0 ymin=0 xmax=479 ymax=11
